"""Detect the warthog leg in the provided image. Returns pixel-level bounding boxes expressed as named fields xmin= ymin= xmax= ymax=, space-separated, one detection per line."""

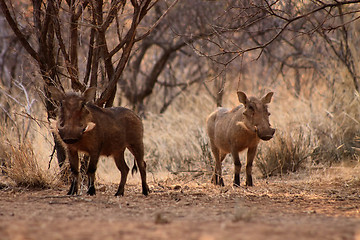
xmin=86 ymin=153 xmax=100 ymax=196
xmin=129 ymin=144 xmax=149 ymax=196
xmin=210 ymin=143 xmax=226 ymax=186
xmin=67 ymin=150 xmax=79 ymax=195
xmin=114 ymin=150 xmax=129 ymax=196
xmin=138 ymin=161 xmax=149 ymax=196
xmin=232 ymin=149 xmax=242 ymax=187
xmin=246 ymin=147 xmax=257 ymax=186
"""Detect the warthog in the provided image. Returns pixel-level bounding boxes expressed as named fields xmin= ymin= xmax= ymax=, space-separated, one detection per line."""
xmin=206 ymin=91 xmax=275 ymax=187
xmin=49 ymin=87 xmax=149 ymax=196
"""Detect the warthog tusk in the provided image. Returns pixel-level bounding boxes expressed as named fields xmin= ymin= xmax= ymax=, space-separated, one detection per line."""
xmin=49 ymin=119 xmax=58 ymax=131
xmin=84 ymin=122 xmax=96 ymax=133
xmin=236 ymin=122 xmax=258 ymax=134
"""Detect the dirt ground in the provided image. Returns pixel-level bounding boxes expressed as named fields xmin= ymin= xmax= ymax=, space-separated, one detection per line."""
xmin=1 ymin=167 xmax=360 ymax=240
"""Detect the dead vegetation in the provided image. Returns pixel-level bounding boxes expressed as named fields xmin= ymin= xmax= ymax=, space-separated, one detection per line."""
xmin=0 ymin=1 xmax=359 ymax=238
xmin=0 ymin=79 xmax=359 ymax=190
xmin=0 ymin=1 xmax=358 ymax=193
xmin=256 ymin=128 xmax=312 ymax=178
xmin=0 ymin=139 xmax=53 ymax=189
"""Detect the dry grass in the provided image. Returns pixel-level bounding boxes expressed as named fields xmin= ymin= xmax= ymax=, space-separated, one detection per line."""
xmin=111 ymin=77 xmax=359 ymax=182
xmin=0 ymin=124 xmax=55 ymax=189
xmin=2 ymin=84 xmax=358 ymax=188
xmin=310 ymin=91 xmax=360 ymax=164
xmin=256 ymin=128 xmax=312 ymax=178
xmin=254 ymin=71 xmax=359 ymax=177
xmin=1 ymin=64 xmax=359 ymax=188
xmin=2 ymin=141 xmax=53 ymax=189
xmin=142 ymin=93 xmax=215 ymax=173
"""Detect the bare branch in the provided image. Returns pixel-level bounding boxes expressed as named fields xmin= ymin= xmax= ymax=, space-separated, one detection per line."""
xmin=135 ymin=0 xmax=179 ymax=42
xmin=0 ymin=0 xmax=40 ymax=62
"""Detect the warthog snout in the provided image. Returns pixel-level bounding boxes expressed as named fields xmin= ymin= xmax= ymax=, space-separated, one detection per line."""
xmin=58 ymin=122 xmax=95 ymax=144
xmin=256 ymin=126 xmax=275 ymax=141
xmin=58 ymin=127 xmax=82 ymax=144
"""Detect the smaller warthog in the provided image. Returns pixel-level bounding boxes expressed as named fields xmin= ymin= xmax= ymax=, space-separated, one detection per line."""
xmin=50 ymin=87 xmax=149 ymax=196
xmin=206 ymin=91 xmax=275 ymax=187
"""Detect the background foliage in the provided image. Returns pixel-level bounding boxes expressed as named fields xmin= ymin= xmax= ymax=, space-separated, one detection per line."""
xmin=0 ymin=0 xmax=359 ymax=186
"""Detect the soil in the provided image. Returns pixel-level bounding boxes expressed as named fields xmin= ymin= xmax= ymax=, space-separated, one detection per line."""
xmin=1 ymin=169 xmax=360 ymax=240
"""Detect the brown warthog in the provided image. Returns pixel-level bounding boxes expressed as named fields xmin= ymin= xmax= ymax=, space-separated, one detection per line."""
xmin=50 ymin=87 xmax=149 ymax=196
xmin=206 ymin=91 xmax=275 ymax=187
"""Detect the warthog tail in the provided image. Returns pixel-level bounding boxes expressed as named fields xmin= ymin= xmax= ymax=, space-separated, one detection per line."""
xmin=132 ymin=161 xmax=138 ymax=175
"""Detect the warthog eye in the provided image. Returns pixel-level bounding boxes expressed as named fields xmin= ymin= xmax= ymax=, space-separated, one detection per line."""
xmin=248 ymin=104 xmax=255 ymax=112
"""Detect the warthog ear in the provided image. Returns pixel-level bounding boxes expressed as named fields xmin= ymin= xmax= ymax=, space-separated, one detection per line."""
xmin=48 ymin=86 xmax=65 ymax=102
xmin=237 ymin=91 xmax=248 ymax=106
xmin=261 ymin=92 xmax=274 ymax=104
xmin=83 ymin=87 xmax=97 ymax=103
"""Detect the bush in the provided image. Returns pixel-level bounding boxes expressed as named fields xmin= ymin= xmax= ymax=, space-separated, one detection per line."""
xmin=1 ymin=140 xmax=53 ymax=189
xmin=311 ymin=92 xmax=360 ymax=165
xmin=256 ymin=128 xmax=312 ymax=178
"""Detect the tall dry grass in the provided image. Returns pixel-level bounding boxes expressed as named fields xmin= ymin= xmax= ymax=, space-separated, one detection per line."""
xmin=0 ymin=125 xmax=55 ymax=189
xmin=255 ymin=66 xmax=359 ymax=177
xmin=6 ymin=142 xmax=52 ymax=188
xmin=1 ymin=66 xmax=358 ymax=187
xmin=138 ymin=67 xmax=359 ymax=179
xmin=142 ymin=93 xmax=215 ymax=173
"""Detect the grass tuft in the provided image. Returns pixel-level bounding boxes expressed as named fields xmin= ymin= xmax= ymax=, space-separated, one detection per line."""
xmin=3 ymin=141 xmax=53 ymax=189
xmin=256 ymin=128 xmax=312 ymax=178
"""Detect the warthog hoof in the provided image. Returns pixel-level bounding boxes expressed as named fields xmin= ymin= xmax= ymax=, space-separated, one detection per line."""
xmin=67 ymin=182 xmax=78 ymax=195
xmin=142 ymin=184 xmax=150 ymax=196
xmin=211 ymin=174 xmax=225 ymax=186
xmin=87 ymin=186 xmax=96 ymax=196
xmin=246 ymin=178 xmax=253 ymax=187
xmin=233 ymin=174 xmax=241 ymax=187
xmin=115 ymin=188 xmax=124 ymax=197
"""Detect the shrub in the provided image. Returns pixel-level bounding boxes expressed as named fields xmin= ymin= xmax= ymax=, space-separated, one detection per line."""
xmin=311 ymin=93 xmax=360 ymax=165
xmin=256 ymin=128 xmax=313 ymax=178
xmin=2 ymin=140 xmax=53 ymax=189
